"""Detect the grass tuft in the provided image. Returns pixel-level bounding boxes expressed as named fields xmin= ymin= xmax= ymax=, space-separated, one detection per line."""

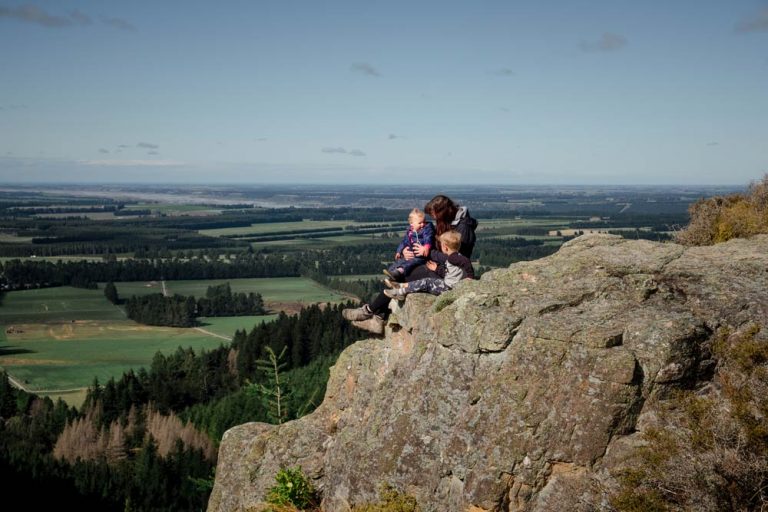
xmin=676 ymin=174 xmax=768 ymax=246
xmin=611 ymin=325 xmax=768 ymax=511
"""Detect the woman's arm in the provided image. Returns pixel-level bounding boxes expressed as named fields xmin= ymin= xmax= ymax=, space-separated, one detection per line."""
xmin=412 ymin=242 xmax=430 ymax=257
xmin=429 ymin=249 xmax=448 ymax=264
xmin=455 ymin=214 xmax=478 ymax=258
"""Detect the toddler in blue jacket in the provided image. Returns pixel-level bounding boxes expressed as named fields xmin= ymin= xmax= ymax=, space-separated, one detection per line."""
xmin=384 ymin=230 xmax=474 ymax=299
xmin=384 ymin=208 xmax=435 ymax=279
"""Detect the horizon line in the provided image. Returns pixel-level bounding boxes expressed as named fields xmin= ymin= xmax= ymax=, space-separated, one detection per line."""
xmin=0 ymin=181 xmax=748 ymax=188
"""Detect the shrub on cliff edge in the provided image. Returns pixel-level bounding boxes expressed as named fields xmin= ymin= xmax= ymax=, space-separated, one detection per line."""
xmin=675 ymin=174 xmax=768 ymax=246
xmin=611 ymin=325 xmax=768 ymax=511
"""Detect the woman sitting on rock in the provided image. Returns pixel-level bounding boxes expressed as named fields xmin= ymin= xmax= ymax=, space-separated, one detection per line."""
xmin=342 ymin=194 xmax=478 ymax=334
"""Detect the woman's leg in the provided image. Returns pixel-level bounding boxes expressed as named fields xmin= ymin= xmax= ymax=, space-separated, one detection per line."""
xmin=368 ymin=291 xmax=390 ymax=316
xmin=405 ymin=265 xmax=440 ymax=282
xmin=372 ymin=263 xmax=437 ymax=315
xmin=399 ymin=257 xmax=427 ymax=276
xmin=343 ymin=264 xmax=440 ymax=331
xmin=342 ymin=291 xmax=389 ymax=320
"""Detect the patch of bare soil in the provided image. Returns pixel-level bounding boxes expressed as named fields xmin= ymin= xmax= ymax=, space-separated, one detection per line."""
xmin=265 ymin=302 xmax=307 ymax=315
xmin=0 ymin=357 xmax=67 ymax=365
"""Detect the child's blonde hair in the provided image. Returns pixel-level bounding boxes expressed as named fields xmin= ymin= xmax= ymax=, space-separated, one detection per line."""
xmin=439 ymin=230 xmax=461 ymax=252
xmin=408 ymin=208 xmax=425 ymax=223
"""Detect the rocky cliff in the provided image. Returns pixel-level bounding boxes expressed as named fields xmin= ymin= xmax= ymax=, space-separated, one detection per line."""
xmin=208 ymin=234 xmax=768 ymax=512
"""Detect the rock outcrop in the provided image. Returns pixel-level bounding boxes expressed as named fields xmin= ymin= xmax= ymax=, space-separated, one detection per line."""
xmin=208 ymin=234 xmax=768 ymax=512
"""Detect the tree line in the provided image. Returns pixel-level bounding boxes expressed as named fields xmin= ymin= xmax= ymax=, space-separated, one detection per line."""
xmin=1 ymin=237 xmax=573 ymax=293
xmin=0 ymin=206 xmax=583 ymax=257
xmin=0 ymin=244 xmax=393 ymax=290
xmin=0 ymin=371 xmax=215 ymax=511
xmin=122 ymin=283 xmax=266 ymax=327
xmin=472 ymin=237 xmax=560 ymax=268
xmin=0 ymin=301 xmax=367 ymax=510
xmin=88 ymin=302 xmax=363 ymax=420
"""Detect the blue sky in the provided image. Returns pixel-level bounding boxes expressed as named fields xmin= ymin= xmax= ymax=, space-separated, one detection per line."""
xmin=0 ymin=0 xmax=766 ymax=185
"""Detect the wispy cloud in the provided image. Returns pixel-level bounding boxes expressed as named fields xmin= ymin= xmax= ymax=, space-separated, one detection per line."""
xmin=69 ymin=9 xmax=91 ymax=26
xmin=254 ymin=137 xmax=268 ymax=142
xmin=0 ymin=4 xmax=135 ymax=31
xmin=147 ymin=151 xmax=160 ymax=156
xmin=101 ymin=16 xmax=136 ymax=32
xmin=388 ymin=134 xmax=399 ymax=140
xmin=705 ymin=142 xmax=719 ymax=147
xmin=491 ymin=68 xmax=516 ymax=76
xmin=350 ymin=62 xmax=380 ymax=77
xmin=80 ymin=159 xmax=184 ymax=167
xmin=137 ymin=142 xmax=159 ymax=149
xmin=735 ymin=7 xmax=768 ymax=33
xmin=321 ymin=147 xmax=366 ymax=157
xmin=98 ymin=148 xmax=110 ymax=154
xmin=580 ymin=32 xmax=628 ymax=52
xmin=0 ymin=4 xmax=72 ymax=27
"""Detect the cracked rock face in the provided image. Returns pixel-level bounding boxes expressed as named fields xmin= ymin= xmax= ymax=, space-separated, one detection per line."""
xmin=208 ymin=234 xmax=768 ymax=512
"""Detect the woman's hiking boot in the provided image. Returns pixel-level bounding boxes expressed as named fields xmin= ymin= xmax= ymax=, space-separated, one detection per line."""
xmin=352 ymin=315 xmax=385 ymax=335
xmin=342 ymin=304 xmax=373 ymax=321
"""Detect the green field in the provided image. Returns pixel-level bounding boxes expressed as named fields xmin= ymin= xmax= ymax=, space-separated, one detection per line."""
xmin=0 ymin=320 xmax=224 ymax=393
xmin=163 ymin=277 xmax=349 ymax=303
xmin=199 ymin=219 xmax=370 ymax=237
xmin=197 ymin=315 xmax=278 ymax=338
xmin=335 ymin=274 xmax=381 ymax=281
xmin=251 ymin=233 xmax=391 ymax=250
xmin=0 ymin=286 xmax=226 ymax=399
xmin=476 ymin=218 xmax=573 ymax=227
xmin=0 ymin=278 xmax=346 ymax=326
xmin=235 ymin=217 xmax=573 ymax=250
xmin=110 ymin=277 xmax=349 ymax=305
xmin=475 ymin=217 xmax=575 ymax=236
xmin=0 ymin=287 xmax=126 ymax=324
xmin=0 ymin=255 xmax=116 ymax=263
xmin=125 ymin=203 xmax=225 ymax=215
xmin=108 ymin=280 xmax=167 ymax=298
xmin=34 ymin=211 xmax=118 ymax=220
xmin=44 ymin=389 xmax=88 ymax=406
xmin=0 ymin=233 xmax=34 ymax=243
xmin=0 ymin=278 xmax=348 ymax=404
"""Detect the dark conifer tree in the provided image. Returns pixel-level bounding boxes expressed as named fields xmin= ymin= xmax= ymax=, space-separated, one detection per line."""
xmin=103 ymin=281 xmax=119 ymax=304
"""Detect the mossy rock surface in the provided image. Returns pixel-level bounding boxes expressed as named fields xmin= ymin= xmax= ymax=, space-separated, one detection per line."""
xmin=208 ymin=234 xmax=768 ymax=512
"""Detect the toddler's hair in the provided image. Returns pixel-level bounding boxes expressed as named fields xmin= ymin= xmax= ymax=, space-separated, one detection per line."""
xmin=439 ymin=230 xmax=461 ymax=252
xmin=408 ymin=208 xmax=425 ymax=223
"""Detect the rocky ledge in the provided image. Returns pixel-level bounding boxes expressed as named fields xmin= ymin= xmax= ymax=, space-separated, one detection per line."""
xmin=208 ymin=234 xmax=768 ymax=512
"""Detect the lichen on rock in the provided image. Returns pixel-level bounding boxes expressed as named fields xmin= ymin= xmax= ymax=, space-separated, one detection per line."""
xmin=208 ymin=234 xmax=768 ymax=512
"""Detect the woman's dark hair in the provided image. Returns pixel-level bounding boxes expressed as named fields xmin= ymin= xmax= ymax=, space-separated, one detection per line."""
xmin=425 ymin=195 xmax=459 ymax=238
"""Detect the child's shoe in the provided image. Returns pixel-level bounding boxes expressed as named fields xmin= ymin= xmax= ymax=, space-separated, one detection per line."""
xmin=383 ymin=268 xmax=403 ymax=280
xmin=383 ymin=287 xmax=407 ymax=300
